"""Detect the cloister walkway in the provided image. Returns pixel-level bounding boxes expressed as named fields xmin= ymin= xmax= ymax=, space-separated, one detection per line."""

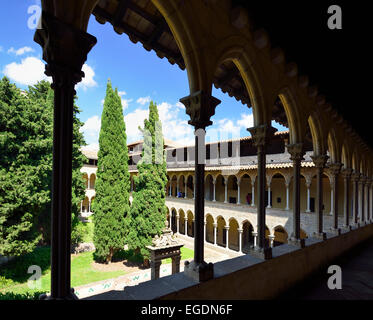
xmin=278 ymin=237 xmax=373 ymax=300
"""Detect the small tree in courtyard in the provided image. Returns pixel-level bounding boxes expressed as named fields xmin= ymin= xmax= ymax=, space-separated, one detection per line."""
xmin=126 ymin=101 xmax=168 ymax=264
xmin=93 ymin=80 xmax=130 ymax=263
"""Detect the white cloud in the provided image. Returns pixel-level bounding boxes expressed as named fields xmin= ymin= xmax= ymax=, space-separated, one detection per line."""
xmin=136 ymin=96 xmax=151 ymax=105
xmin=118 ymin=91 xmax=126 ymax=96
xmin=8 ymin=46 xmax=34 ymax=56
xmin=81 ymin=143 xmax=99 ymax=151
xmin=3 ymin=56 xmax=51 ymax=85
xmin=80 ymin=115 xmax=101 ymax=146
xmin=237 ymin=113 xmax=254 ymax=128
xmin=121 ymin=98 xmax=133 ymax=111
xmin=76 ymin=64 xmax=97 ymax=90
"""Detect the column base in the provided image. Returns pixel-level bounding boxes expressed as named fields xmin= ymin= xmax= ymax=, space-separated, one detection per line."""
xmin=39 ymin=288 xmax=78 ymax=300
xmin=248 ymin=246 xmax=272 ymax=260
xmin=342 ymin=225 xmax=352 ymax=232
xmin=288 ymin=237 xmax=305 ymax=248
xmin=305 ymin=210 xmax=311 ymax=213
xmin=313 ymin=232 xmax=327 ymax=240
xmin=330 ymin=228 xmax=341 ymax=236
xmin=184 ymin=261 xmax=214 ymax=282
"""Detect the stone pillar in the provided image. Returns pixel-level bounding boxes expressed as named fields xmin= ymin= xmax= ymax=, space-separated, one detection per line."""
xmin=369 ymin=180 xmax=373 ymax=223
xmin=176 ymin=215 xmax=179 ymax=234
xmin=311 ymin=155 xmax=329 ymax=240
xmin=237 ymin=178 xmax=241 ymax=204
xmin=212 ymin=179 xmax=216 ymax=202
xmin=184 ymin=179 xmax=187 ymax=199
xmin=180 ymin=91 xmax=220 ymax=282
xmin=238 ymin=229 xmax=243 ymax=252
xmin=185 ymin=218 xmax=188 ymax=236
xmin=364 ymin=180 xmax=369 ymax=224
xmin=171 ymin=256 xmax=181 ymax=274
xmin=266 ymin=183 xmax=272 ymax=209
xmin=150 ymin=260 xmax=162 ymax=280
xmin=213 ymin=223 xmax=217 ymax=246
xmin=224 ymin=177 xmax=228 ymax=203
xmin=358 ymin=176 xmax=364 ymax=224
xmin=251 ymin=179 xmax=256 ymax=207
xmin=351 ymin=172 xmax=360 ymax=227
xmin=224 ymin=226 xmax=230 ymax=249
xmin=341 ymin=168 xmax=353 ymax=230
xmin=247 ymin=125 xmax=277 ymax=259
xmin=204 ymin=222 xmax=207 ymax=242
xmin=329 ymin=188 xmax=334 ymax=216
xmin=268 ymin=235 xmax=275 ymax=248
xmin=329 ymin=163 xmax=342 ymax=235
xmin=285 ymin=182 xmax=290 ymax=211
xmin=169 ymin=184 xmax=172 ymax=197
xmin=176 ymin=178 xmax=179 ymax=197
xmin=252 ymin=232 xmax=258 ymax=247
xmin=88 ymin=200 xmax=91 ymax=213
xmin=287 ymin=143 xmax=305 ymax=247
xmin=305 ymin=182 xmax=311 ymax=213
xmin=35 ymin=10 xmax=97 ymax=300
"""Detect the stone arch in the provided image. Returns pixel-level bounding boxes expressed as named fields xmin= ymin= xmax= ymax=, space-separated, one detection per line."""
xmin=82 ymin=196 xmax=89 ymax=213
xmin=215 ymin=174 xmax=225 ymax=203
xmin=170 ymin=175 xmax=178 ymax=197
xmin=342 ymin=142 xmax=352 ymax=169
xmin=228 ymin=218 xmax=239 ymax=251
xmin=226 ymin=175 xmax=239 ymax=204
xmin=82 ymin=173 xmax=88 ymax=189
xmin=89 ymin=173 xmax=96 ymax=189
xmin=206 ymin=214 xmax=214 ymax=244
xmin=308 ymin=113 xmax=327 ymax=156
xmin=272 ymin=225 xmax=288 ymax=247
xmin=276 ymin=87 xmax=307 ymax=144
xmin=170 ymin=208 xmax=177 ymax=234
xmin=327 ymin=126 xmax=342 ymax=164
xmin=242 ymin=220 xmax=254 ymax=253
xmin=187 ymin=210 xmax=194 ymax=237
xmin=178 ymin=209 xmax=185 ymax=235
xmin=205 ymin=174 xmax=214 ymax=201
xmin=216 ymin=216 xmax=227 ymax=247
xmin=270 ymin=172 xmax=288 ymax=210
xmin=212 ymin=43 xmax=271 ymax=125
xmin=238 ymin=173 xmax=252 ymax=205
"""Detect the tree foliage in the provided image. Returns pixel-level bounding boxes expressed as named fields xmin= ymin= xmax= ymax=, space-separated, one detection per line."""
xmin=0 ymin=77 xmax=87 ymax=256
xmin=92 ymin=80 xmax=130 ymax=263
xmin=125 ymin=101 xmax=168 ymax=260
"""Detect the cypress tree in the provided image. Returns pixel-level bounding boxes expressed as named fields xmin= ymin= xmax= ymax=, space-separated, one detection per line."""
xmin=93 ymin=80 xmax=130 ymax=263
xmin=126 ymin=101 xmax=168 ymax=262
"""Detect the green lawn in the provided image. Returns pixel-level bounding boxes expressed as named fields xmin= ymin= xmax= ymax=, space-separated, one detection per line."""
xmin=0 ymin=245 xmax=194 ymax=300
xmin=0 ymin=247 xmax=125 ymax=299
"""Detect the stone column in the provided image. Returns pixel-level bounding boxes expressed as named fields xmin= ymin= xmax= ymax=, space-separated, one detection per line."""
xmin=224 ymin=226 xmax=230 ymax=249
xmin=180 ymin=91 xmax=220 ymax=282
xmin=224 ymin=177 xmax=228 ymax=203
xmin=176 ymin=215 xmax=179 ymax=234
xmin=150 ymin=260 xmax=162 ymax=280
xmin=88 ymin=200 xmax=91 ymax=213
xmin=285 ymin=182 xmax=290 ymax=211
xmin=212 ymin=179 xmax=216 ymax=202
xmin=341 ymin=168 xmax=353 ymax=230
xmin=369 ymin=180 xmax=373 ymax=223
xmin=169 ymin=184 xmax=172 ymax=197
xmin=364 ymin=180 xmax=369 ymax=224
xmin=351 ymin=172 xmax=360 ymax=227
xmin=251 ymin=179 xmax=256 ymax=207
xmin=171 ymin=256 xmax=181 ymax=274
xmin=358 ymin=176 xmax=365 ymax=224
xmin=329 ymin=163 xmax=342 ymax=235
xmin=238 ymin=229 xmax=243 ymax=253
xmin=311 ymin=154 xmax=329 ymax=240
xmin=287 ymin=143 xmax=305 ymax=247
xmin=268 ymin=235 xmax=275 ymax=248
xmin=176 ymin=178 xmax=180 ymax=197
xmin=237 ymin=178 xmax=241 ymax=205
xmin=252 ymin=232 xmax=258 ymax=247
xmin=266 ymin=183 xmax=272 ymax=209
xmin=184 ymin=179 xmax=187 ymax=199
xmin=213 ymin=223 xmax=217 ymax=246
xmin=185 ymin=218 xmax=188 ymax=236
xmin=204 ymin=222 xmax=207 ymax=242
xmin=305 ymin=182 xmax=311 ymax=213
xmin=35 ymin=11 xmax=97 ymax=300
xmin=247 ymin=125 xmax=277 ymax=259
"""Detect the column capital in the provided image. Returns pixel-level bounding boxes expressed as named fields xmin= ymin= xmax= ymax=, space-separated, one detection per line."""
xmin=328 ymin=162 xmax=343 ymax=176
xmin=34 ymin=11 xmax=97 ymax=87
xmin=351 ymin=171 xmax=361 ymax=182
xmin=247 ymin=124 xmax=277 ymax=147
xmin=311 ymin=154 xmax=329 ymax=168
xmin=224 ymin=226 xmax=230 ymax=230
xmin=237 ymin=228 xmax=243 ymax=233
xmin=341 ymin=167 xmax=353 ymax=179
xmin=213 ymin=223 xmax=218 ymax=228
xmin=179 ymin=91 xmax=221 ymax=129
xmin=286 ymin=143 xmax=305 ymax=162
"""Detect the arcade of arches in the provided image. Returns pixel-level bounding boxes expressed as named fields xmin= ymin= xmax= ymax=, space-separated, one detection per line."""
xmin=34 ymin=0 xmax=373 ymax=299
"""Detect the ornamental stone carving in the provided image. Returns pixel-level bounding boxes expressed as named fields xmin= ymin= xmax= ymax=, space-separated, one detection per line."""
xmin=179 ymin=91 xmax=221 ymax=129
xmin=247 ymin=125 xmax=277 ymax=148
xmin=286 ymin=143 xmax=305 ymax=162
xmin=311 ymin=154 xmax=329 ymax=168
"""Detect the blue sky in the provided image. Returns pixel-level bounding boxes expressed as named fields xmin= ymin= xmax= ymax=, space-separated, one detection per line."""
xmin=0 ymin=1 xmax=287 ymax=150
